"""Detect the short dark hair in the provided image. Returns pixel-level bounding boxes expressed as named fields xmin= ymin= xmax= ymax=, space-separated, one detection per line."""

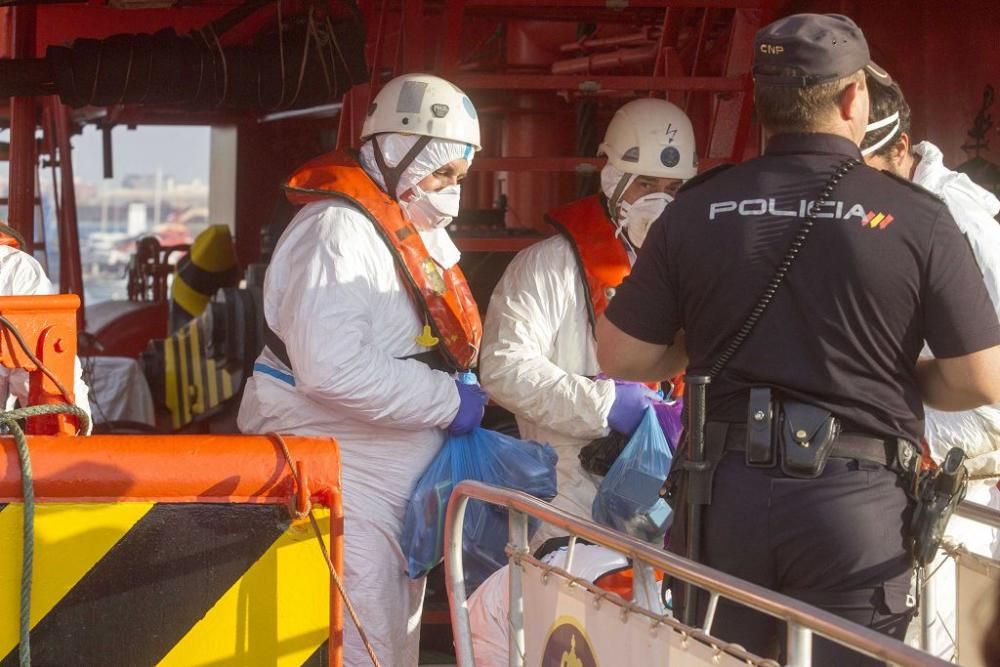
xmin=860 ymin=77 xmax=912 ymax=158
xmin=753 ymin=69 xmax=864 ymax=135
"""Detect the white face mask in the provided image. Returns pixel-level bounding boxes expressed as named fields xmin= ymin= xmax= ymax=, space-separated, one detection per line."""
xmin=617 ymin=192 xmax=672 ymax=248
xmin=401 ymin=184 xmax=462 ymax=230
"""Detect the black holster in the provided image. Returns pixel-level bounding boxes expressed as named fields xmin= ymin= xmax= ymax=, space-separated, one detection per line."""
xmin=904 ymin=445 xmax=969 ymax=567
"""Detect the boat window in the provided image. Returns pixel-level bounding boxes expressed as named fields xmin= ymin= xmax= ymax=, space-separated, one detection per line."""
xmin=72 ymin=125 xmax=212 ymax=305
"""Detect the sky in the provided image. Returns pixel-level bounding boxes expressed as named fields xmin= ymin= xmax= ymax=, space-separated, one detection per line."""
xmin=70 ymin=124 xmax=212 ymax=184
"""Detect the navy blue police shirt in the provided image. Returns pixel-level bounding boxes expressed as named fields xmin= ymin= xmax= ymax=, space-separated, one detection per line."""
xmin=606 ymin=133 xmax=1000 ymax=442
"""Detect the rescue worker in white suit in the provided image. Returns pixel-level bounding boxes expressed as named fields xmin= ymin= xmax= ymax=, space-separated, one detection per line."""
xmin=480 ymin=98 xmax=697 ymax=543
xmin=862 ymin=77 xmax=1000 ymax=661
xmin=237 ymin=73 xmax=487 ymax=666
xmin=0 ymin=225 xmax=91 ymax=419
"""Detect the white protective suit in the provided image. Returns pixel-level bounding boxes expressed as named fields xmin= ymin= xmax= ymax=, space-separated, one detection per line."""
xmin=481 ymin=234 xmax=613 ymax=541
xmin=911 ymin=140 xmax=1000 ymax=660
xmin=0 ymin=245 xmax=91 ymax=420
xmin=237 ymin=137 xmax=472 ymax=665
xmin=480 ymin=167 xmax=644 ymax=544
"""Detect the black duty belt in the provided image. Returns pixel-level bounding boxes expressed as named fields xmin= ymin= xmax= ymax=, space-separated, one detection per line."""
xmin=715 ymin=422 xmax=894 ymax=467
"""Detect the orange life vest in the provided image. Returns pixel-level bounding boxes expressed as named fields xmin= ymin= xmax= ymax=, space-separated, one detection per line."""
xmin=0 ymin=231 xmax=21 ymax=249
xmin=284 ymin=150 xmax=482 ymax=370
xmin=593 ymin=566 xmax=665 ymax=600
xmin=546 ymin=195 xmax=684 ymax=398
xmin=545 ymin=195 xmax=629 ymax=335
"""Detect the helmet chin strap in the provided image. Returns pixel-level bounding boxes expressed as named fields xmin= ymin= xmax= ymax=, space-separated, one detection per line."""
xmin=607 ymin=172 xmax=635 ymax=225
xmin=370 ymin=134 xmax=433 ymax=200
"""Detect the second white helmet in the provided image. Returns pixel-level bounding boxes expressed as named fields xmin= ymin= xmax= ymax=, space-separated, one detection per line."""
xmin=598 ymin=98 xmax=697 ymax=180
xmin=361 ymin=73 xmax=482 ymax=150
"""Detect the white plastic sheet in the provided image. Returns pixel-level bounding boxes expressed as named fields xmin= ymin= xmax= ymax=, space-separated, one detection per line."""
xmin=81 ymin=356 xmax=155 ymax=426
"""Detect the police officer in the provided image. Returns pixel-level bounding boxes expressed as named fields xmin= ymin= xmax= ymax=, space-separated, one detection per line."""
xmin=595 ymin=13 xmax=1000 ymax=666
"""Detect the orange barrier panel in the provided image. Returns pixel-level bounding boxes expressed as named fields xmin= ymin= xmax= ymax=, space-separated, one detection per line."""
xmin=0 ymin=295 xmax=79 ymax=434
xmin=0 ymin=434 xmax=344 ymax=666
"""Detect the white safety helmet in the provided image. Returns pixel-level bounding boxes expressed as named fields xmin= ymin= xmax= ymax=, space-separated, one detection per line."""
xmin=361 ymin=73 xmax=482 ymax=150
xmin=598 ymin=98 xmax=698 ymax=180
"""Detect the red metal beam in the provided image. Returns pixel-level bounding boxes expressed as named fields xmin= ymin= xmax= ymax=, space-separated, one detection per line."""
xmin=6 ymin=4 xmax=37 ymax=253
xmin=402 ymin=0 xmax=425 ymax=71
xmin=551 ymin=45 xmax=658 ymax=76
xmin=460 ymin=0 xmax=768 ymax=22
xmin=473 ymin=156 xmax=603 ymax=172
xmin=683 ymin=8 xmax=713 ymax=111
xmin=51 ymin=100 xmax=85 ymax=326
xmin=707 ymin=7 xmax=764 ymax=161
xmin=453 ymin=73 xmax=746 ymax=92
xmin=366 ymin=0 xmax=390 ymax=100
xmin=463 ymin=0 xmax=767 ymax=6
xmin=438 ymin=0 xmax=467 ymax=76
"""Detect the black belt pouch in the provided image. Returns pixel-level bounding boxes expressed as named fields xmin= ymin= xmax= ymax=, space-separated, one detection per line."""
xmin=746 ymin=387 xmax=776 ymax=467
xmin=779 ymin=400 xmax=841 ymax=479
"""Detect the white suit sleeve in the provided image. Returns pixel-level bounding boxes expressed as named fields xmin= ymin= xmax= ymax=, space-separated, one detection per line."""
xmin=270 ymin=206 xmax=460 ymax=430
xmin=0 ymin=248 xmax=92 ymax=421
xmin=480 ymin=238 xmax=614 ymax=439
xmin=923 ymin=180 xmax=1000 ymax=475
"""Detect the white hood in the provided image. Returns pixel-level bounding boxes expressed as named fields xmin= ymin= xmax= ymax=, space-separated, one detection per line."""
xmin=913 ymin=141 xmax=1000 ymax=217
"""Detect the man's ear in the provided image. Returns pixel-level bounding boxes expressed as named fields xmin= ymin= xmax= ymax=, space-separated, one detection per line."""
xmin=838 ymin=80 xmax=865 ymax=123
xmin=891 ymin=132 xmax=911 ymax=167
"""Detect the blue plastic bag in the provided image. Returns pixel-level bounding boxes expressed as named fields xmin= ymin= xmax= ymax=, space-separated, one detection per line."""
xmin=401 ymin=427 xmax=558 ymax=583
xmin=592 ymin=406 xmax=674 ymax=542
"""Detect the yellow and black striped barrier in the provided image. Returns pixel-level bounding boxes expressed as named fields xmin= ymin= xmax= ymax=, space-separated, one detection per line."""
xmin=0 ymin=434 xmax=343 ymax=666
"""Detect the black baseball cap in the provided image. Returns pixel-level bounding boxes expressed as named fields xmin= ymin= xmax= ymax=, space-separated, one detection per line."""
xmin=753 ymin=14 xmax=892 ymax=87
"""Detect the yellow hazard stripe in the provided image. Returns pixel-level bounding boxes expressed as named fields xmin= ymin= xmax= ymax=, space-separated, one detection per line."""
xmin=206 ymin=358 xmax=220 ymax=408
xmin=172 ymin=274 xmax=211 ymax=318
xmin=157 ymin=511 xmax=331 ymax=667
xmin=0 ymin=503 xmax=154 ymax=658
xmin=869 ymin=212 xmax=885 ymax=228
xmin=178 ymin=324 xmax=192 ymax=426
xmin=221 ymin=368 xmax=234 ymax=401
xmin=189 ymin=321 xmax=205 ymax=415
xmin=165 ymin=336 xmax=180 ymax=430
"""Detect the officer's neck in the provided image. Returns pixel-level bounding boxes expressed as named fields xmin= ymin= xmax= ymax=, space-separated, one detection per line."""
xmin=763 ymin=119 xmax=860 ymax=146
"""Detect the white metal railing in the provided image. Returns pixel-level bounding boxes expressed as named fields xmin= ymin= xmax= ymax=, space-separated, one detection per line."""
xmin=918 ymin=499 xmax=1000 ymax=661
xmin=954 ymin=499 xmax=1000 ymax=528
xmin=444 ymin=480 xmax=952 ymax=667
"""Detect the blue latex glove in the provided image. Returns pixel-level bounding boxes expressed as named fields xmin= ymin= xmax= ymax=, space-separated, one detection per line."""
xmin=608 ymin=381 xmax=663 ymax=436
xmin=448 ymin=380 xmax=487 ymax=435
